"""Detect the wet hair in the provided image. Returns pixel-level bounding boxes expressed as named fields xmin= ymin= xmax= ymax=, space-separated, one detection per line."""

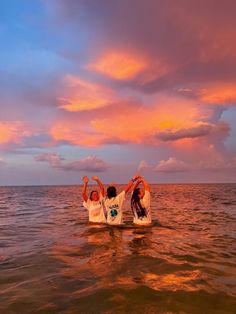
xmin=90 ymin=190 xmax=98 ymax=200
xmin=107 ymin=186 xmax=117 ymax=199
xmin=131 ymin=188 xmax=147 ymax=218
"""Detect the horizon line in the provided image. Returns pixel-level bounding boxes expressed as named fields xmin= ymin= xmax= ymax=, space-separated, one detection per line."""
xmin=0 ymin=182 xmax=235 ymax=188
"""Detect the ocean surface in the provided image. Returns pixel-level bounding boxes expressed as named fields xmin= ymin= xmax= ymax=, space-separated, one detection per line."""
xmin=0 ymin=184 xmax=236 ymax=314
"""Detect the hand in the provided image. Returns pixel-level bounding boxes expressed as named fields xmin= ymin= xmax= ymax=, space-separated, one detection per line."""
xmin=82 ymin=176 xmax=89 ymax=183
xmin=91 ymin=176 xmax=99 ymax=181
xmin=137 ymin=177 xmax=142 ymax=183
xmin=139 ymin=176 xmax=144 ymax=182
xmin=132 ymin=175 xmax=141 ymax=181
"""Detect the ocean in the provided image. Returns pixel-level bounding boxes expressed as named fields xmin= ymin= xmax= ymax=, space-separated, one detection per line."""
xmin=0 ymin=184 xmax=236 ymax=313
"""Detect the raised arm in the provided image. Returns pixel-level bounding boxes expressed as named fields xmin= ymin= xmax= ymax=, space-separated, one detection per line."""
xmin=91 ymin=176 xmax=105 ymax=197
xmin=82 ymin=176 xmax=89 ymax=202
xmin=140 ymin=176 xmax=151 ymax=192
xmin=132 ymin=177 xmax=142 ymax=191
xmin=124 ymin=175 xmax=139 ymax=194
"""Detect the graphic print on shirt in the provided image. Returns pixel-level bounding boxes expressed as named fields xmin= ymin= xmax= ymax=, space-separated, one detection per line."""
xmin=108 ymin=204 xmax=119 ymax=221
xmin=104 ymin=191 xmax=125 ymax=225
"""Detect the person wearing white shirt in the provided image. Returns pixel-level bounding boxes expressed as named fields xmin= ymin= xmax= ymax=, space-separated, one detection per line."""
xmin=82 ymin=176 xmax=106 ymax=223
xmin=131 ymin=176 xmax=152 ymax=225
xmin=105 ymin=176 xmax=139 ymax=225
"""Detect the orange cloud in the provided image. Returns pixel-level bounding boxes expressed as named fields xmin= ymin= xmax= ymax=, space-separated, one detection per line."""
xmin=0 ymin=121 xmax=31 ymax=145
xmin=90 ymin=100 xmax=214 ymax=145
xmin=88 ymin=51 xmax=148 ymax=80
xmin=51 ymin=97 xmax=218 ymax=147
xmin=51 ymin=117 xmax=104 ymax=147
xmin=59 ymin=75 xmax=114 ymax=112
xmin=156 ymin=122 xmax=224 ymax=141
xmin=199 ymin=83 xmax=236 ymax=105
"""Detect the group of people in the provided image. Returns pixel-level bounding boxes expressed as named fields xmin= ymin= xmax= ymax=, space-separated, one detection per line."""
xmin=82 ymin=175 xmax=151 ymax=225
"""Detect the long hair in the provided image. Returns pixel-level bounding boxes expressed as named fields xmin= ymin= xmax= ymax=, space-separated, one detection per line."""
xmin=131 ymin=188 xmax=147 ymax=218
xmin=107 ymin=186 xmax=117 ymax=199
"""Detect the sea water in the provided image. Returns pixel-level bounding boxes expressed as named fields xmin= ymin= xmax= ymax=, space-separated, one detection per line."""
xmin=0 ymin=184 xmax=236 ymax=313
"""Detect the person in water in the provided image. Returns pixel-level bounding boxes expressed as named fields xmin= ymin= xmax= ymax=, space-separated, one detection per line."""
xmin=131 ymin=176 xmax=152 ymax=225
xmin=104 ymin=175 xmax=140 ymax=225
xmin=82 ymin=176 xmax=106 ymax=223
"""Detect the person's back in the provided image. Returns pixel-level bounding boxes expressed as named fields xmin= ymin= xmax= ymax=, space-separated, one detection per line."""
xmin=132 ymin=190 xmax=151 ymax=225
xmin=131 ymin=177 xmax=152 ymax=225
xmin=104 ymin=176 xmax=139 ymax=225
xmin=105 ymin=187 xmax=125 ymax=225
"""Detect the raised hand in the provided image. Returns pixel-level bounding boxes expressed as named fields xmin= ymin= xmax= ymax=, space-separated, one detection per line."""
xmin=91 ymin=176 xmax=99 ymax=181
xmin=137 ymin=177 xmax=142 ymax=184
xmin=82 ymin=176 xmax=89 ymax=183
xmin=133 ymin=174 xmax=141 ymax=181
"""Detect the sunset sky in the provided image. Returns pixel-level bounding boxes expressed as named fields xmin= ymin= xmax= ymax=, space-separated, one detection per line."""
xmin=1 ymin=0 xmax=236 ymax=185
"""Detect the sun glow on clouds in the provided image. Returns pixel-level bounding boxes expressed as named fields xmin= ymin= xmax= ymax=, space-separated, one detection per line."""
xmin=90 ymin=102 xmax=215 ymax=145
xmin=199 ymin=83 xmax=236 ymax=105
xmin=0 ymin=121 xmax=31 ymax=144
xmin=88 ymin=51 xmax=148 ymax=80
xmin=59 ymin=75 xmax=114 ymax=112
xmin=51 ymin=97 xmax=219 ymax=147
xmin=2 ymin=0 xmax=236 ymax=184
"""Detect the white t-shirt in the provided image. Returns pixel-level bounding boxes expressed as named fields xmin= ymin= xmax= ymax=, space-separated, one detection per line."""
xmin=83 ymin=194 xmax=106 ymax=223
xmin=105 ymin=191 xmax=125 ymax=225
xmin=133 ymin=190 xmax=152 ymax=225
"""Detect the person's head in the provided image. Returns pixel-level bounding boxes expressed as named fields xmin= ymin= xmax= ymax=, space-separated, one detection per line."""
xmin=133 ymin=187 xmax=145 ymax=200
xmin=107 ymin=186 xmax=117 ymax=199
xmin=90 ymin=190 xmax=99 ymax=201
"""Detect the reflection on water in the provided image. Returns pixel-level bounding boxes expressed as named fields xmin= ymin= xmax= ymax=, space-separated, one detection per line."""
xmin=0 ymin=184 xmax=236 ymax=313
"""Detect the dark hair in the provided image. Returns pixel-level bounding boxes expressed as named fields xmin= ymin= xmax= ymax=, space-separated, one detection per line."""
xmin=90 ymin=190 xmax=98 ymax=200
xmin=107 ymin=186 xmax=117 ymax=199
xmin=131 ymin=188 xmax=147 ymax=218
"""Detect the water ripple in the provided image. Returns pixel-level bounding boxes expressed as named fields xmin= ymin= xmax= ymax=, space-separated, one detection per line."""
xmin=0 ymin=184 xmax=236 ymax=313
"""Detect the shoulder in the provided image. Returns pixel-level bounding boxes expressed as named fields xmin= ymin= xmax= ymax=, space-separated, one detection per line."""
xmin=118 ymin=190 xmax=126 ymax=199
xmin=83 ymin=199 xmax=91 ymax=209
xmin=119 ymin=190 xmax=125 ymax=197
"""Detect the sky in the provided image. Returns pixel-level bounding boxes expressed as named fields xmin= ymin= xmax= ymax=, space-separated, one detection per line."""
xmin=0 ymin=0 xmax=236 ymax=185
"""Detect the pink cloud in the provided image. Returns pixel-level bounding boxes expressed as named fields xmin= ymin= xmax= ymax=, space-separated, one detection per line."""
xmin=59 ymin=156 xmax=108 ymax=172
xmin=0 ymin=1 xmax=235 ymax=185
xmin=139 ymin=152 xmax=236 ymax=175
xmin=156 ymin=122 xmax=229 ymax=142
xmin=0 ymin=121 xmax=32 ymax=145
xmin=155 ymin=157 xmax=189 ymax=173
xmin=51 ymin=95 xmax=227 ymax=147
xmin=199 ymin=83 xmax=236 ymax=106
xmin=138 ymin=160 xmax=149 ymax=172
xmin=197 ymin=154 xmax=236 ymax=171
xmin=34 ymin=153 xmax=65 ymax=166
xmin=47 ymin=0 xmax=236 ymax=93
xmin=34 ymin=153 xmax=108 ymax=172
xmin=59 ymin=75 xmax=114 ymax=112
